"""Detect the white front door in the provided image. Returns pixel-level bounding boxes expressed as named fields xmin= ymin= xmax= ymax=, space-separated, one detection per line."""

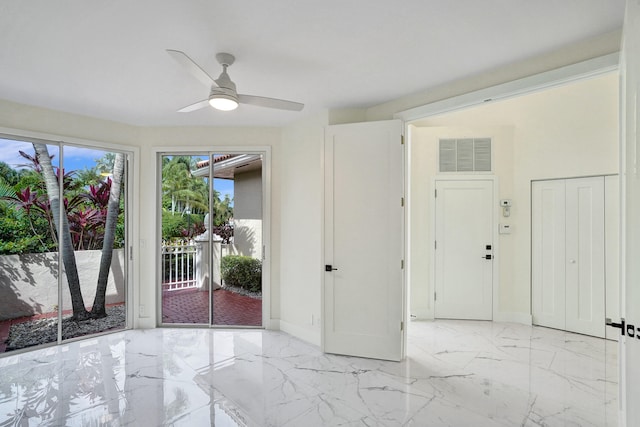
xmin=434 ymin=179 xmax=493 ymax=320
xmin=323 ymin=120 xmax=404 ymax=361
xmin=621 ymin=1 xmax=640 ymax=425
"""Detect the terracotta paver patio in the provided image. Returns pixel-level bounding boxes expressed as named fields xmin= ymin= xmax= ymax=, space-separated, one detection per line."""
xmin=161 ymin=288 xmax=262 ymax=326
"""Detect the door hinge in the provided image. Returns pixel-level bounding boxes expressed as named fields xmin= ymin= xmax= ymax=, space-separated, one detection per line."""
xmin=434 ymin=189 xmax=437 ymax=198
xmin=434 ymin=240 xmax=437 ymax=249
xmin=434 ymin=292 xmax=437 ymax=301
xmin=401 ymin=197 xmax=405 ymax=207
xmin=400 ymin=321 xmax=404 ymax=331
xmin=401 ymin=135 xmax=405 ymax=145
xmin=129 ymin=246 xmax=133 ymax=261
xmin=401 ymin=259 xmax=404 ymax=269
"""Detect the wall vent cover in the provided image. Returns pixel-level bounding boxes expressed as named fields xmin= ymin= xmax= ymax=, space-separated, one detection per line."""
xmin=439 ymin=138 xmax=491 ymax=172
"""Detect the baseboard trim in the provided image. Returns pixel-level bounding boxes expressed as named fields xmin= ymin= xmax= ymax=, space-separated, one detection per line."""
xmin=494 ymin=312 xmax=533 ymax=325
xmin=279 ymin=319 xmax=321 ymax=347
xmin=265 ymin=319 xmax=279 ymax=330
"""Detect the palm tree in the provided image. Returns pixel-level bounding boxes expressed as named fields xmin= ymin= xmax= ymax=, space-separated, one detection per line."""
xmin=162 ymin=158 xmax=191 ymax=214
xmin=91 ymin=153 xmax=125 ymax=317
xmin=33 ymin=143 xmax=89 ymax=321
xmin=162 ymin=156 xmax=209 ymax=215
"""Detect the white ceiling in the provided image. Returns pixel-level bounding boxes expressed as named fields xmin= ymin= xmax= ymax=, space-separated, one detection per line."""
xmin=0 ymin=1 xmax=625 ymax=128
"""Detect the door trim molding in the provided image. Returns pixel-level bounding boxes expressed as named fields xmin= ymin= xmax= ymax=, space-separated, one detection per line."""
xmin=430 ymin=175 xmax=499 ymax=321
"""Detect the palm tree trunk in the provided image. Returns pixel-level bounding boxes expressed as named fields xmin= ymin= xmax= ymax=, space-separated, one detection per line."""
xmin=33 ymin=143 xmax=89 ymax=320
xmin=91 ymin=153 xmax=125 ymax=317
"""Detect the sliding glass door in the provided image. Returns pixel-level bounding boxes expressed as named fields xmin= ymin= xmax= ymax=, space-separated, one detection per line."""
xmin=0 ymin=137 xmax=130 ymax=354
xmin=159 ymin=151 xmax=264 ymax=327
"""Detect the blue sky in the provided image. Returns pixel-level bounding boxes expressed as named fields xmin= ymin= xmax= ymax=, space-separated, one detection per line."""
xmin=0 ymin=138 xmax=234 ymax=201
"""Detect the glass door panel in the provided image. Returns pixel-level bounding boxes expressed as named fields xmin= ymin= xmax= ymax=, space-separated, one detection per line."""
xmin=60 ymin=146 xmax=127 ymax=340
xmin=0 ymin=140 xmax=60 ymax=352
xmin=211 ymin=152 xmax=263 ymax=327
xmin=160 ymin=155 xmax=210 ymax=324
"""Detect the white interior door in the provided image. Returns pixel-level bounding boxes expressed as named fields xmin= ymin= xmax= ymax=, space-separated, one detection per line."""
xmin=621 ymin=1 xmax=640 ymax=425
xmin=565 ymin=177 xmax=605 ymax=338
xmin=532 ymin=177 xmax=606 ymax=338
xmin=434 ymin=179 xmax=493 ymax=320
xmin=532 ymin=180 xmax=567 ymax=330
xmin=323 ymin=120 xmax=404 ymax=361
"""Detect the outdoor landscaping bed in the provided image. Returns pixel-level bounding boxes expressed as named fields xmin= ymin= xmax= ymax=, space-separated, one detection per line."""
xmin=4 ymin=305 xmax=126 ymax=352
xmin=221 ymin=284 xmax=262 ymax=299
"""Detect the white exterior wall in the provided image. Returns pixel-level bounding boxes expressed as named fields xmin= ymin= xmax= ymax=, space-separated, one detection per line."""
xmin=234 ymin=169 xmax=263 ymax=259
xmin=0 ymin=249 xmax=126 ymax=320
xmin=234 ymin=169 xmax=262 ymax=220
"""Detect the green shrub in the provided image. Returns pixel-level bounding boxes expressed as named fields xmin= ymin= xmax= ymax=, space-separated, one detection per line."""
xmin=220 ymin=255 xmax=262 ymax=293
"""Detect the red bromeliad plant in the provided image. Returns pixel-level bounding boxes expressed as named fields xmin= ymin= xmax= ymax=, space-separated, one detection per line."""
xmin=2 ymin=152 xmax=115 ymax=251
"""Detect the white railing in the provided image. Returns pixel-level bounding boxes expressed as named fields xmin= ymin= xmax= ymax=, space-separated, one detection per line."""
xmin=162 ymin=240 xmax=197 ymax=291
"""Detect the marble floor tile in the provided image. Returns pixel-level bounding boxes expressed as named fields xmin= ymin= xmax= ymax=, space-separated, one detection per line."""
xmin=0 ymin=320 xmax=617 ymax=426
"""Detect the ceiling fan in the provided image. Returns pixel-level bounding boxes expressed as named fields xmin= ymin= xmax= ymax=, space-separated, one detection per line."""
xmin=167 ymin=49 xmax=304 ymax=113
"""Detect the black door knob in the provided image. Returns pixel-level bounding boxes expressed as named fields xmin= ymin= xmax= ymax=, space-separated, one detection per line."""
xmin=325 ymin=265 xmax=338 ymax=272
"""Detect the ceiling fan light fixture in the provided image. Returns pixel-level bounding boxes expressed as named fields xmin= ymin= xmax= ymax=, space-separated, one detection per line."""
xmin=209 ymin=94 xmax=238 ymax=111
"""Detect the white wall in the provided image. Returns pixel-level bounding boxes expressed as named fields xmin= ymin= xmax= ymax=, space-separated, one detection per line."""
xmin=408 ymin=73 xmax=618 ymax=320
xmin=278 ymin=112 xmax=327 ymax=345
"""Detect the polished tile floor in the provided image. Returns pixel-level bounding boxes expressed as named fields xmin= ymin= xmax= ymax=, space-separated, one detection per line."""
xmin=0 ymin=320 xmax=617 ymax=426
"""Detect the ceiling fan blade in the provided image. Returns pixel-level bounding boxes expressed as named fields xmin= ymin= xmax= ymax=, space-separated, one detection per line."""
xmin=238 ymin=94 xmax=304 ymax=111
xmin=177 ymin=99 xmax=210 ymax=113
xmin=167 ymin=49 xmax=217 ymax=88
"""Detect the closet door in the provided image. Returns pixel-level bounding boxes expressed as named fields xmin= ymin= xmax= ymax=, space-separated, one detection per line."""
xmin=532 ymin=180 xmax=567 ymax=330
xmin=565 ymin=177 xmax=605 ymax=338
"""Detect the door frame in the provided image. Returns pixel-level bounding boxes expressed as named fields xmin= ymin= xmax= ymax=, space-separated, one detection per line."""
xmin=431 ymin=176 xmax=499 ymax=321
xmin=153 ymin=145 xmax=272 ymax=329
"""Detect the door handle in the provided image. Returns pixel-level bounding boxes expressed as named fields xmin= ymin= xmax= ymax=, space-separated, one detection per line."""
xmin=482 ymin=255 xmax=492 ymax=260
xmin=606 ymin=317 xmax=625 ymax=336
xmin=325 ymin=264 xmax=338 ymax=272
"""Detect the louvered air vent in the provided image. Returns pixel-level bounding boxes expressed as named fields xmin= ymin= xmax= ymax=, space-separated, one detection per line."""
xmin=439 ymin=138 xmax=492 ymax=172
